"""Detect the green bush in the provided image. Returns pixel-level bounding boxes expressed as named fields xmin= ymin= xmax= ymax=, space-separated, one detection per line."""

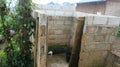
xmin=0 ymin=51 xmax=6 ymax=59
xmin=0 ymin=51 xmax=7 ymax=67
xmin=48 ymin=44 xmax=72 ymax=54
xmin=0 ymin=0 xmax=34 ymax=67
xmin=117 ymin=27 xmax=120 ymax=37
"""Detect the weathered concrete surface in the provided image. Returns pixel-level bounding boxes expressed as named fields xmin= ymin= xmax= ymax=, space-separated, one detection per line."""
xmin=34 ymin=14 xmax=47 ymax=67
xmin=78 ymin=16 xmax=120 ymax=67
xmin=105 ymin=39 xmax=120 ymax=67
xmin=69 ymin=17 xmax=85 ymax=67
xmin=34 ymin=13 xmax=120 ymax=67
xmin=48 ymin=16 xmax=74 ymax=44
xmin=47 ymin=54 xmax=68 ymax=67
xmin=105 ymin=51 xmax=120 ymax=67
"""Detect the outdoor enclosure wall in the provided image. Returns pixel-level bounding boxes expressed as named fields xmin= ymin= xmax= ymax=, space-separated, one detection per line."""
xmin=78 ymin=16 xmax=120 ymax=67
xmin=33 ymin=10 xmax=120 ymax=67
xmin=47 ymin=16 xmax=74 ymax=44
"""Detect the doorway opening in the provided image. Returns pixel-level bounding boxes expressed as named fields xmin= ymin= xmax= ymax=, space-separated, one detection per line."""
xmin=34 ymin=14 xmax=85 ymax=67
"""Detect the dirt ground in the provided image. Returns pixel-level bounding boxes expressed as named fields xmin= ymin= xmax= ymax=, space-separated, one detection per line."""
xmin=47 ymin=54 xmax=69 ymax=67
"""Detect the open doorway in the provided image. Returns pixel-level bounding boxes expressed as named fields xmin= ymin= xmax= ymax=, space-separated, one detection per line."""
xmin=34 ymin=14 xmax=85 ymax=67
xmin=46 ymin=16 xmax=85 ymax=67
xmin=46 ymin=16 xmax=74 ymax=67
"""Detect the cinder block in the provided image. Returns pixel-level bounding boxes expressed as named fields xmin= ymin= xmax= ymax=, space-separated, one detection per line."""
xmin=93 ymin=16 xmax=108 ymax=25
xmin=84 ymin=44 xmax=96 ymax=51
xmin=85 ymin=16 xmax=94 ymax=25
xmin=48 ymin=29 xmax=54 ymax=35
xmin=68 ymin=17 xmax=73 ymax=21
xmin=81 ymin=34 xmax=94 ymax=42
xmin=54 ymin=24 xmax=65 ymax=29
xmin=54 ymin=30 xmax=63 ymax=35
xmin=64 ymin=21 xmax=72 ymax=25
xmin=57 ymin=35 xmax=68 ymax=39
xmin=49 ymin=38 xmax=69 ymax=44
xmin=105 ymin=35 xmax=110 ymax=42
xmin=109 ymin=35 xmax=117 ymax=42
xmin=54 ymin=20 xmax=64 ymax=25
xmin=48 ymin=25 xmax=52 ymax=29
xmin=48 ymin=35 xmax=56 ymax=40
xmin=63 ymin=30 xmax=71 ymax=35
xmin=48 ymin=40 xmax=56 ymax=44
xmin=93 ymin=35 xmax=105 ymax=42
xmin=96 ymin=43 xmax=110 ymax=51
xmin=100 ymin=27 xmax=113 ymax=34
xmin=96 ymin=26 xmax=103 ymax=34
xmin=48 ymin=20 xmax=54 ymax=25
xmin=108 ymin=17 xmax=120 ymax=26
xmin=47 ymin=16 xmax=52 ymax=21
xmin=112 ymin=44 xmax=120 ymax=50
xmin=85 ymin=26 xmax=98 ymax=34
xmin=64 ymin=25 xmax=71 ymax=30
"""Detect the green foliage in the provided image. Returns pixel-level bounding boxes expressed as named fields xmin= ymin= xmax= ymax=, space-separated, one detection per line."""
xmin=0 ymin=0 xmax=35 ymax=67
xmin=0 ymin=51 xmax=6 ymax=59
xmin=0 ymin=51 xmax=7 ymax=67
xmin=117 ymin=27 xmax=120 ymax=37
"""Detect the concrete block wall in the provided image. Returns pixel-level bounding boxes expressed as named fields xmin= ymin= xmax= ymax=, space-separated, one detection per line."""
xmin=79 ymin=16 xmax=120 ymax=67
xmin=47 ymin=16 xmax=74 ymax=44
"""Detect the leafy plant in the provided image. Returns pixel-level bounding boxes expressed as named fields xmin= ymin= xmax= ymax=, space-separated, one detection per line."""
xmin=117 ymin=27 xmax=120 ymax=37
xmin=0 ymin=51 xmax=7 ymax=67
xmin=0 ymin=0 xmax=35 ymax=67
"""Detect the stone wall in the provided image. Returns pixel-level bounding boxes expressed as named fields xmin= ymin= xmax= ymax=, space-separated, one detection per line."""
xmin=78 ymin=16 xmax=120 ymax=67
xmin=47 ymin=16 xmax=74 ymax=44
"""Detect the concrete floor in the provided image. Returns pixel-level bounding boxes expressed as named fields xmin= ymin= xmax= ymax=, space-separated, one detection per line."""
xmin=47 ymin=54 xmax=69 ymax=67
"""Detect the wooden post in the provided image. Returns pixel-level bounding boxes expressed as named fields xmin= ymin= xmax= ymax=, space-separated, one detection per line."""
xmin=69 ymin=17 xmax=85 ymax=67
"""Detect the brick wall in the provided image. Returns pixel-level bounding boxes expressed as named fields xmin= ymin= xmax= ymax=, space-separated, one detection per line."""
xmin=47 ymin=16 xmax=74 ymax=44
xmin=76 ymin=2 xmax=106 ymax=14
xmin=76 ymin=0 xmax=120 ymax=17
xmin=78 ymin=16 xmax=120 ymax=67
xmin=105 ymin=1 xmax=120 ymax=16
